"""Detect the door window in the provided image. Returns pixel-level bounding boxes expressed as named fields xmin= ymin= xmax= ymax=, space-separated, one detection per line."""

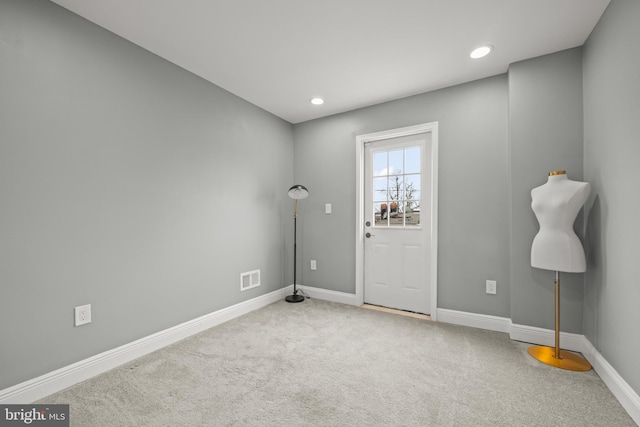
xmin=372 ymin=146 xmax=421 ymax=227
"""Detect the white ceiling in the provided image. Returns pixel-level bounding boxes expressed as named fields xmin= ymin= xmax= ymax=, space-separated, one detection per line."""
xmin=50 ymin=0 xmax=611 ymax=124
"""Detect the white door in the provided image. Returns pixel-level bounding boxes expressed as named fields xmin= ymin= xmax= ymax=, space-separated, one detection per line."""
xmin=363 ymin=131 xmax=432 ymax=314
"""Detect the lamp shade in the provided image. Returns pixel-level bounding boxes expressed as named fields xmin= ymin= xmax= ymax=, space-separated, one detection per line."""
xmin=288 ymin=184 xmax=309 ymax=200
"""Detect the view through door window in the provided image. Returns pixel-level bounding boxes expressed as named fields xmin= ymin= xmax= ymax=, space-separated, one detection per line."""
xmin=373 ymin=146 xmax=421 ymax=227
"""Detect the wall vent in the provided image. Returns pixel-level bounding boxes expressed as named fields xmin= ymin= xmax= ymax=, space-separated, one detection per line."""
xmin=240 ymin=269 xmax=260 ymax=291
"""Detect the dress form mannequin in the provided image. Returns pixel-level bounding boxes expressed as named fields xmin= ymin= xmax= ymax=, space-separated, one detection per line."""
xmin=528 ymin=170 xmax=591 ymax=371
xmin=531 ymin=171 xmax=590 ymax=272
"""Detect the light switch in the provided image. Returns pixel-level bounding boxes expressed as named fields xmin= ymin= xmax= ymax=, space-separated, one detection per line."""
xmin=325 ymin=203 xmax=332 ymax=214
xmin=486 ymin=280 xmax=497 ymax=295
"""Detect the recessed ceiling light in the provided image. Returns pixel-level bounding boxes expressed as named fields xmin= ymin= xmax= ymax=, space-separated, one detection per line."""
xmin=310 ymin=97 xmax=324 ymax=105
xmin=470 ymin=45 xmax=493 ymax=59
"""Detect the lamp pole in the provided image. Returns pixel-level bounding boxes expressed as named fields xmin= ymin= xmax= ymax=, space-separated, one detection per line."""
xmin=286 ymin=185 xmax=308 ymax=303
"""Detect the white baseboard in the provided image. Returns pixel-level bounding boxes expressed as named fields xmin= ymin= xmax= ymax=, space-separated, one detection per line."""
xmin=509 ymin=323 xmax=586 ymax=353
xmin=284 ymin=284 xmax=358 ymax=306
xmin=436 ymin=308 xmax=640 ymax=425
xmin=436 ymin=308 xmax=512 ymax=333
xmin=0 ymin=288 xmax=285 ymax=404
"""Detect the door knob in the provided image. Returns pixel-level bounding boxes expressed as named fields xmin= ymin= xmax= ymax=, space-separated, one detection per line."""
xmin=365 ymin=232 xmax=374 ymax=238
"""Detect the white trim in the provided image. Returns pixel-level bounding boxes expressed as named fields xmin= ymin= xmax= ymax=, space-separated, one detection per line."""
xmin=355 ymin=133 xmax=365 ymax=307
xmin=436 ymin=308 xmax=511 ymax=333
xmin=0 ymin=288 xmax=285 ymax=404
xmin=355 ymin=122 xmax=439 ymax=320
xmin=509 ymin=323 xmax=586 ymax=353
xmin=429 ymin=124 xmax=439 ymax=320
xmin=284 ymin=284 xmax=358 ymax=306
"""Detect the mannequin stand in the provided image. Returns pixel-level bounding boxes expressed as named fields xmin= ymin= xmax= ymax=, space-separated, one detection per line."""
xmin=527 ymin=271 xmax=592 ymax=372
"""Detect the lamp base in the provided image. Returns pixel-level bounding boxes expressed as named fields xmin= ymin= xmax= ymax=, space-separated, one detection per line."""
xmin=285 ymin=294 xmax=305 ymax=303
xmin=527 ymin=345 xmax=592 ymax=371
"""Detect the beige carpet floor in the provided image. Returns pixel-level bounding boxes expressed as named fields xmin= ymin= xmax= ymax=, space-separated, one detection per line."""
xmin=39 ymin=299 xmax=636 ymax=426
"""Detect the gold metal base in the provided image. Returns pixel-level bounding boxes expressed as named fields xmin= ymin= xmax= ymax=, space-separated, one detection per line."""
xmin=527 ymin=345 xmax=592 ymax=372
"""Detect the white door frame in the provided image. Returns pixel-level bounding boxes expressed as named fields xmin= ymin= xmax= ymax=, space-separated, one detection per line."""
xmin=355 ymin=122 xmax=439 ymax=320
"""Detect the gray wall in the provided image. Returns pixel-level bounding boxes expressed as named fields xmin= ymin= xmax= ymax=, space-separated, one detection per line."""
xmin=0 ymin=0 xmax=293 ymax=389
xmin=293 ymin=48 xmax=588 ymax=337
xmin=4 ymin=0 xmax=638 ymax=402
xmin=583 ymin=0 xmax=640 ymax=394
xmin=293 ymin=76 xmax=511 ymax=318
xmin=508 ymin=48 xmax=586 ymax=333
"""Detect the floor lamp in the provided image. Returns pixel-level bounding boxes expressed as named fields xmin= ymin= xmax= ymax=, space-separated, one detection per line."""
xmin=286 ymin=184 xmax=308 ymax=303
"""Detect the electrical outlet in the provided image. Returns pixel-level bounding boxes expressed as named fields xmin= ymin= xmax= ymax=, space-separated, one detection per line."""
xmin=74 ymin=304 xmax=91 ymax=326
xmin=486 ymin=280 xmax=497 ymax=295
xmin=310 ymin=260 xmax=317 ymax=270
